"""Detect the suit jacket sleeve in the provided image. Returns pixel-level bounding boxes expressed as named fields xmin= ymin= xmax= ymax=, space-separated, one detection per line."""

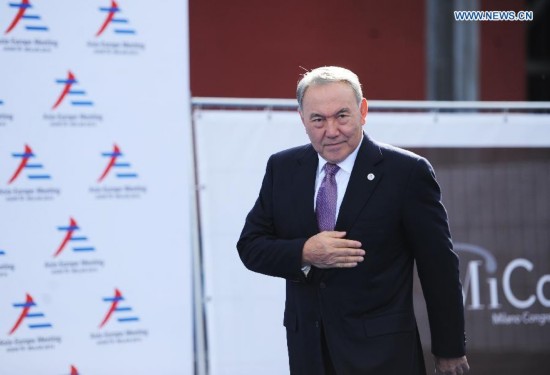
xmin=237 ymin=155 xmax=307 ymax=282
xmin=402 ymin=157 xmax=466 ymax=358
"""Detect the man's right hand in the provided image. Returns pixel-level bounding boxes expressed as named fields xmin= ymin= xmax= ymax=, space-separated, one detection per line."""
xmin=302 ymin=231 xmax=365 ymax=269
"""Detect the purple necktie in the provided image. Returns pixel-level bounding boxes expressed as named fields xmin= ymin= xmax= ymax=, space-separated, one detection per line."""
xmin=316 ymin=163 xmax=340 ymax=231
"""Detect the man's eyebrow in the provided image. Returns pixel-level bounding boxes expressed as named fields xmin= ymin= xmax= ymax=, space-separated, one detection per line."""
xmin=335 ymin=108 xmax=351 ymax=115
xmin=309 ymin=112 xmax=325 ymax=119
xmin=309 ymin=108 xmax=351 ymax=119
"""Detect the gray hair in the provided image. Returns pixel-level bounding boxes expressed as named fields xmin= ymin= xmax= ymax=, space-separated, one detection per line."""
xmin=296 ymin=66 xmax=363 ymax=110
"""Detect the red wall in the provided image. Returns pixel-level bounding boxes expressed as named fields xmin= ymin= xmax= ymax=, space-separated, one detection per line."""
xmin=189 ymin=0 xmax=425 ymax=100
xmin=480 ymin=0 xmax=526 ymax=100
xmin=190 ymin=0 xmax=525 ymax=100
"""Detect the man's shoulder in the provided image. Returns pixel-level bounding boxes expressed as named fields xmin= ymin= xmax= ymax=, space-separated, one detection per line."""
xmin=372 ymin=139 xmax=423 ymax=163
xmin=370 ymin=139 xmax=435 ymax=176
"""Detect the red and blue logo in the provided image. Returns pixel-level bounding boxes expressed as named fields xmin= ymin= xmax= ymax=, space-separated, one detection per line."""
xmin=99 ymin=288 xmax=140 ymax=329
xmin=98 ymin=144 xmax=138 ymax=183
xmin=4 ymin=0 xmax=48 ymax=34
xmin=52 ymin=71 xmax=94 ymax=110
xmin=8 ymin=293 xmax=53 ymax=335
xmin=96 ymin=0 xmax=136 ymax=37
xmin=69 ymin=365 xmax=79 ymax=375
xmin=0 ymin=248 xmax=5 ymax=256
xmin=54 ymin=217 xmax=96 ymax=258
xmin=7 ymin=144 xmax=51 ymax=185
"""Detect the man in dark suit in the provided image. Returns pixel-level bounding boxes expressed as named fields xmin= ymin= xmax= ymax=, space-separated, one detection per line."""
xmin=237 ymin=66 xmax=469 ymax=375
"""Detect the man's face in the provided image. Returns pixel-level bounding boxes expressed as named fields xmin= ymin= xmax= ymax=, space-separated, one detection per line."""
xmin=300 ymin=82 xmax=368 ymax=164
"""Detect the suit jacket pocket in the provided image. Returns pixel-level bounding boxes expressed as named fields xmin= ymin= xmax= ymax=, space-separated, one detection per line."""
xmin=283 ymin=311 xmax=297 ymax=332
xmin=363 ymin=312 xmax=415 ymax=337
xmin=350 ymin=219 xmax=392 ymax=248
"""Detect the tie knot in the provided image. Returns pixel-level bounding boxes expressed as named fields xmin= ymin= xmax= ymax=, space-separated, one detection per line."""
xmin=324 ymin=163 xmax=340 ymax=177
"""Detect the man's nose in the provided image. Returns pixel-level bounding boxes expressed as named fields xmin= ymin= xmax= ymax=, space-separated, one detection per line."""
xmin=325 ymin=118 xmax=340 ymax=137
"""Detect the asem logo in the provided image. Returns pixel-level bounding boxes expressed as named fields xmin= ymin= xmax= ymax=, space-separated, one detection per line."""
xmin=52 ymin=70 xmax=94 ymax=110
xmin=96 ymin=1 xmax=136 ymax=37
xmin=69 ymin=365 xmax=79 ymax=375
xmin=98 ymin=144 xmax=138 ymax=183
xmin=7 ymin=144 xmax=51 ymax=184
xmin=4 ymin=0 xmax=48 ymax=34
xmin=99 ymin=288 xmax=140 ymax=328
xmin=54 ymin=217 xmax=96 ymax=258
xmin=8 ymin=293 xmax=53 ymax=335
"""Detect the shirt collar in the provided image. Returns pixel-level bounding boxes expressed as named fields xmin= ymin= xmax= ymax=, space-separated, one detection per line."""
xmin=317 ymin=133 xmax=363 ymax=175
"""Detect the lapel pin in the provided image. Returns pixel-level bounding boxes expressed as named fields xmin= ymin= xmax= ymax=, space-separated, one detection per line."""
xmin=367 ymin=173 xmax=375 ymax=181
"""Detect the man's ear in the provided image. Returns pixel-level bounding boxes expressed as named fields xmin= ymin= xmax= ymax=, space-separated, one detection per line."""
xmin=298 ymin=109 xmax=306 ymax=125
xmin=360 ymin=98 xmax=368 ymax=124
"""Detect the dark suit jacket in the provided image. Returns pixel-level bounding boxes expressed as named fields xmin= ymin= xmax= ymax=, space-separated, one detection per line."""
xmin=237 ymin=135 xmax=466 ymax=375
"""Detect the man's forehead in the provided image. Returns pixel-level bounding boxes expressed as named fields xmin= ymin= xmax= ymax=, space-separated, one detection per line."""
xmin=307 ymin=107 xmax=352 ymax=118
xmin=303 ymin=82 xmax=357 ymax=103
xmin=304 ymin=81 xmax=354 ymax=95
xmin=302 ymin=93 xmax=358 ymax=114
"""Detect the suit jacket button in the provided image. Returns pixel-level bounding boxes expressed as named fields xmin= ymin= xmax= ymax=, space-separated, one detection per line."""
xmin=319 ymin=282 xmax=326 ymax=289
xmin=315 ymin=321 xmax=320 ymax=328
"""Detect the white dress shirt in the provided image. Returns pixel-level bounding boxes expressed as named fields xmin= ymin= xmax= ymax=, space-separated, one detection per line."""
xmin=303 ymin=135 xmax=363 ymax=274
xmin=314 ymin=135 xmax=363 ymax=218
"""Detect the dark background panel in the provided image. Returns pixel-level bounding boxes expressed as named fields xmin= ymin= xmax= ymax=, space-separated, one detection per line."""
xmin=411 ymin=148 xmax=550 ymax=374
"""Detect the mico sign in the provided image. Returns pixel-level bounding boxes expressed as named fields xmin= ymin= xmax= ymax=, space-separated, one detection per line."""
xmin=458 ymin=243 xmax=550 ymax=310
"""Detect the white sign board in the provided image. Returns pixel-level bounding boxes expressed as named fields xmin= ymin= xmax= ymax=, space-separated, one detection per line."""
xmin=0 ymin=1 xmax=193 ymax=374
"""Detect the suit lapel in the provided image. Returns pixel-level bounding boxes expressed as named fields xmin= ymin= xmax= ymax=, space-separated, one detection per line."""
xmin=335 ymin=135 xmax=384 ymax=232
xmin=292 ymin=145 xmax=319 ymax=236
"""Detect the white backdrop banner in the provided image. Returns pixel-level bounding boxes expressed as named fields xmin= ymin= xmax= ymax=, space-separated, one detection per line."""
xmin=194 ymin=109 xmax=309 ymax=375
xmin=194 ymin=108 xmax=550 ymax=375
xmin=0 ymin=1 xmax=193 ymax=374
